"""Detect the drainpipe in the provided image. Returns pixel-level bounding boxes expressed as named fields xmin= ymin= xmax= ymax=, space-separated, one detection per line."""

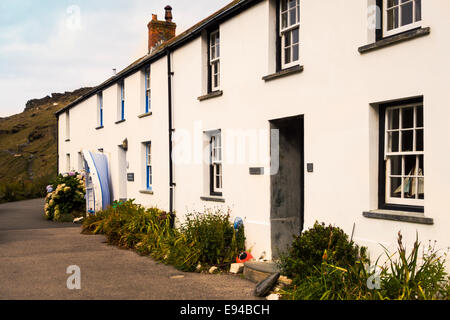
xmin=167 ymin=49 xmax=175 ymax=221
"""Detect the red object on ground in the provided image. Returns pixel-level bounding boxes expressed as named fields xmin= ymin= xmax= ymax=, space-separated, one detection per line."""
xmin=236 ymin=252 xmax=254 ymax=263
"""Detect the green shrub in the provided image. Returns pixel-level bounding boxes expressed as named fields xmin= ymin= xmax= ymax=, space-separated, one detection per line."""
xmin=168 ymin=209 xmax=246 ymax=272
xmin=44 ymin=172 xmax=86 ymax=221
xmin=82 ymin=203 xmax=245 ymax=273
xmin=377 ymin=233 xmax=450 ymax=300
xmin=0 ymin=174 xmax=54 ymax=204
xmin=279 ymin=222 xmax=367 ymax=283
xmin=280 ymin=229 xmax=450 ymax=300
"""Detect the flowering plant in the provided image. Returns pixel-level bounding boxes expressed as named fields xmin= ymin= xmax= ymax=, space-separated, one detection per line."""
xmin=44 ymin=172 xmax=86 ymax=222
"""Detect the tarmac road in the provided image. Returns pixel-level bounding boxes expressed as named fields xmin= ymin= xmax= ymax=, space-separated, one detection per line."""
xmin=0 ymin=199 xmax=258 ymax=300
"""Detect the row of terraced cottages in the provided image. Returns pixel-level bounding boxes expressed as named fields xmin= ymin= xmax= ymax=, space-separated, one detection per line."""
xmin=57 ymin=0 xmax=450 ymax=265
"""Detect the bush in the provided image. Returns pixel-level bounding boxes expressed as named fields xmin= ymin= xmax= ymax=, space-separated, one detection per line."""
xmin=82 ymin=202 xmax=245 ymax=273
xmin=44 ymin=172 xmax=86 ymax=221
xmin=377 ymin=233 xmax=450 ymax=300
xmin=0 ymin=174 xmax=55 ymax=204
xmin=279 ymin=222 xmax=367 ymax=283
xmin=169 ymin=209 xmax=246 ymax=272
xmin=280 ymin=228 xmax=450 ymax=300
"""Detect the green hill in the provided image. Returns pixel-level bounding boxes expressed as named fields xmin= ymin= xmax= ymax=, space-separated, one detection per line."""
xmin=0 ymin=88 xmax=91 ymax=202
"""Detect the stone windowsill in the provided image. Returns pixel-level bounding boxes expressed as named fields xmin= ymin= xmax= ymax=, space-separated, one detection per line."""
xmin=363 ymin=209 xmax=433 ymax=225
xmin=139 ymin=190 xmax=154 ymax=195
xmin=95 ymin=126 xmax=104 ymax=130
xmin=200 ymin=196 xmax=225 ymax=203
xmin=197 ymin=90 xmax=223 ymax=102
xmin=358 ymin=27 xmax=430 ymax=54
xmin=262 ymin=64 xmax=304 ymax=82
xmin=115 ymin=119 xmax=126 ymax=125
xmin=138 ymin=112 xmax=153 ymax=119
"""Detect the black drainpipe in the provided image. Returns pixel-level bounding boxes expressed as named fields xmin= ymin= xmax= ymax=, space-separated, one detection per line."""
xmin=167 ymin=49 xmax=175 ymax=222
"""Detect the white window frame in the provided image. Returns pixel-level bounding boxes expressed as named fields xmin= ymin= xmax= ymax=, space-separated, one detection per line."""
xmin=119 ymin=81 xmax=125 ymax=121
xmin=383 ymin=0 xmax=422 ymax=37
xmin=97 ymin=92 xmax=103 ymax=127
xmin=66 ymin=153 xmax=71 ymax=173
xmin=145 ymin=67 xmax=151 ymax=113
xmin=209 ymin=30 xmax=220 ymax=91
xmin=384 ymin=103 xmax=424 ymax=206
xmin=211 ymin=132 xmax=223 ymax=195
xmin=280 ymin=0 xmax=300 ymax=69
xmin=145 ymin=142 xmax=152 ymax=191
xmin=65 ymin=110 xmax=70 ymax=140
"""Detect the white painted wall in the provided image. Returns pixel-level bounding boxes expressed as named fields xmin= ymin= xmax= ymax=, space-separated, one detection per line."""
xmin=59 ymin=0 xmax=450 ymax=267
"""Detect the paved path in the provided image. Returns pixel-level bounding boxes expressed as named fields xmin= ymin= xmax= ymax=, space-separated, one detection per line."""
xmin=0 ymin=199 xmax=258 ymax=300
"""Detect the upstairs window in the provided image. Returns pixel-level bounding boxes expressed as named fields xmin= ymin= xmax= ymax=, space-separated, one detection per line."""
xmin=279 ymin=0 xmax=300 ymax=69
xmin=383 ymin=0 xmax=422 ymax=37
xmin=210 ymin=131 xmax=223 ymax=196
xmin=209 ymin=30 xmax=220 ymax=92
xmin=65 ymin=110 xmax=70 ymax=140
xmin=145 ymin=67 xmax=151 ymax=113
xmin=97 ymin=93 xmax=103 ymax=127
xmin=119 ymin=81 xmax=125 ymax=121
xmin=380 ymin=99 xmax=424 ymax=211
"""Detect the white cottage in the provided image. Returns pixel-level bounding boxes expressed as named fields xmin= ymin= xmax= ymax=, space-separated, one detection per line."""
xmin=57 ymin=0 xmax=450 ymax=264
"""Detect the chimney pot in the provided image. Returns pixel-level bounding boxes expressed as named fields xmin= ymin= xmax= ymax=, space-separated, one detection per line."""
xmin=165 ymin=5 xmax=173 ymax=22
xmin=147 ymin=5 xmax=176 ymax=53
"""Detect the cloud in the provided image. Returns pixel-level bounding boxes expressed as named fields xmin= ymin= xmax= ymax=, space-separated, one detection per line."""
xmin=0 ymin=0 xmax=230 ymax=117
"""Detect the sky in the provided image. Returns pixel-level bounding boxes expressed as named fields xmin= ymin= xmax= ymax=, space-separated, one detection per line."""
xmin=0 ymin=0 xmax=231 ymax=117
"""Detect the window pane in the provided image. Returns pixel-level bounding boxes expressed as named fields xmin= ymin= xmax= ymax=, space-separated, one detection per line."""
xmin=282 ymin=13 xmax=288 ymax=29
xmin=390 ymin=177 xmax=402 ymax=198
xmin=416 ymin=105 xmax=423 ymax=127
xmin=402 ymin=107 xmax=414 ymax=129
xmin=403 ymin=177 xmax=415 ymax=198
xmin=289 ymin=8 xmax=296 ymax=26
xmin=281 ymin=0 xmax=287 ymax=12
xmin=211 ymin=46 xmax=216 ymax=60
xmin=388 ymin=131 xmax=399 ymax=152
xmin=404 ymin=155 xmax=416 ymax=175
xmin=285 ymin=31 xmax=291 ymax=46
xmin=292 ymin=28 xmax=299 ymax=44
xmin=387 ymin=8 xmax=399 ymax=30
xmin=415 ymin=0 xmax=422 ymax=21
xmin=292 ymin=44 xmax=299 ymax=62
xmin=216 ymin=44 xmax=220 ymax=58
xmin=418 ymin=177 xmax=424 ymax=199
xmin=418 ymin=155 xmax=424 ymax=176
xmin=388 ymin=108 xmax=400 ymax=130
xmin=401 ymin=1 xmax=413 ymax=26
xmin=390 ymin=156 xmax=402 ymax=176
xmin=416 ymin=129 xmax=424 ymax=151
xmin=285 ymin=48 xmax=291 ymax=64
xmin=401 ymin=130 xmax=414 ymax=151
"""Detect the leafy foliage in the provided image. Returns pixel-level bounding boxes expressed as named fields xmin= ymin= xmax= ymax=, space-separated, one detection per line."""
xmin=280 ymin=227 xmax=450 ymax=300
xmin=44 ymin=172 xmax=86 ymax=221
xmin=0 ymin=174 xmax=54 ymax=204
xmin=279 ymin=221 xmax=367 ymax=283
xmin=82 ymin=201 xmax=245 ymax=272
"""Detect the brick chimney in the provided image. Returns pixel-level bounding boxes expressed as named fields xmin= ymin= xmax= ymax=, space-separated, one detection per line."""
xmin=147 ymin=5 xmax=176 ymax=53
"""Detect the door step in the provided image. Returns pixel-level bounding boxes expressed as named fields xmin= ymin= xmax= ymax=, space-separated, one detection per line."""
xmin=243 ymin=261 xmax=280 ymax=283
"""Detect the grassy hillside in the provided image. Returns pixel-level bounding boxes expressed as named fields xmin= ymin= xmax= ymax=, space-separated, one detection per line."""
xmin=0 ymin=88 xmax=91 ymax=202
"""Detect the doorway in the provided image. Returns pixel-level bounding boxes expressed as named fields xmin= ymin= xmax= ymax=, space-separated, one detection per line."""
xmin=270 ymin=115 xmax=304 ymax=258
